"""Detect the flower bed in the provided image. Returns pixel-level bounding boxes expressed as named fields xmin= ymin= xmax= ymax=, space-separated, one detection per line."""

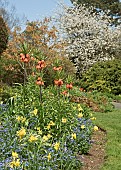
xmin=0 ymin=58 xmax=98 ymax=169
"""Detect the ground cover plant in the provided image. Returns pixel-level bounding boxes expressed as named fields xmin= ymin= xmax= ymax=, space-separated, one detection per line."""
xmin=0 ymin=56 xmax=99 ymax=170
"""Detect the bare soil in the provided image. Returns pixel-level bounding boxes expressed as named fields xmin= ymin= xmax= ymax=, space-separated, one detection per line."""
xmin=80 ymin=128 xmax=107 ymax=170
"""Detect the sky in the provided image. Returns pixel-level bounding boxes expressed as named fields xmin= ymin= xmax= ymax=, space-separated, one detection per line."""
xmin=8 ymin=0 xmax=72 ymax=22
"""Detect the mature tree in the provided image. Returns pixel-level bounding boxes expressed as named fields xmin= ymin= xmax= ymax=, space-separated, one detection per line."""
xmin=55 ymin=3 xmax=121 ymax=77
xmin=0 ymin=0 xmax=25 ymax=29
xmin=0 ymin=16 xmax=8 ymax=55
xmin=70 ymin=0 xmax=121 ymax=25
xmin=70 ymin=0 xmax=121 ymax=15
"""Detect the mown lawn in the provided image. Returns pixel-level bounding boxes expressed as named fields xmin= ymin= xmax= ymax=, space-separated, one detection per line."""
xmin=94 ymin=109 xmax=121 ymax=170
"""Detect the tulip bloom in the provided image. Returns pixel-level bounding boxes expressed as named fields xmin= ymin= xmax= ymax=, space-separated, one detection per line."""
xmin=53 ymin=66 xmax=62 ymax=71
xmin=20 ymin=53 xmax=30 ymax=63
xmin=36 ymin=60 xmax=46 ymax=70
xmin=80 ymin=88 xmax=84 ymax=92
xmin=62 ymin=90 xmax=68 ymax=95
xmin=54 ymin=79 xmax=63 ymax=87
xmin=36 ymin=77 xmax=44 ymax=86
xmin=66 ymin=83 xmax=73 ymax=89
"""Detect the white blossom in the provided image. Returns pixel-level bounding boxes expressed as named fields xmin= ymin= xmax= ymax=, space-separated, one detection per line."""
xmin=54 ymin=2 xmax=121 ymax=76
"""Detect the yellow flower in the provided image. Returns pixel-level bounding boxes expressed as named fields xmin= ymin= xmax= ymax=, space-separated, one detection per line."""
xmin=16 ymin=116 xmax=26 ymax=123
xmin=10 ymin=159 xmax=20 ymax=168
xmin=94 ymin=126 xmax=98 ymax=131
xmin=31 ymin=108 xmax=38 ymax=116
xmin=17 ymin=127 xmax=26 ymax=139
xmin=54 ymin=142 xmax=60 ymax=151
xmin=90 ymin=117 xmax=96 ymax=120
xmin=78 ymin=113 xmax=83 ymax=118
xmin=47 ymin=124 xmax=51 ymax=130
xmin=49 ymin=121 xmax=55 ymax=126
xmin=73 ymin=106 xmax=76 ymax=110
xmin=81 ymin=125 xmax=85 ymax=129
xmin=47 ymin=153 xmax=51 ymax=161
xmin=21 ymin=117 xmax=26 ymax=123
xmin=12 ymin=151 xmax=18 ymax=159
xmin=62 ymin=118 xmax=67 ymax=123
xmin=16 ymin=116 xmax=21 ymax=122
xmin=78 ymin=107 xmax=83 ymax=111
xmin=47 ymin=134 xmax=52 ymax=139
xmin=33 ymin=108 xmax=38 ymax=116
xmin=14 ymin=159 xmax=20 ymax=167
xmin=71 ymin=133 xmax=76 ymax=140
xmin=42 ymin=135 xmax=49 ymax=142
xmin=36 ymin=127 xmax=42 ymax=135
xmin=28 ymin=135 xmax=38 ymax=142
xmin=36 ymin=127 xmax=40 ymax=131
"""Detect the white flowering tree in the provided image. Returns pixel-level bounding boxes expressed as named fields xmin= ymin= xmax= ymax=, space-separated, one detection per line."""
xmin=55 ymin=2 xmax=121 ymax=76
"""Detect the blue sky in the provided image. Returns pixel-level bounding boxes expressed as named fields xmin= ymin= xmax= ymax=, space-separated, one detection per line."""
xmin=8 ymin=0 xmax=72 ymax=21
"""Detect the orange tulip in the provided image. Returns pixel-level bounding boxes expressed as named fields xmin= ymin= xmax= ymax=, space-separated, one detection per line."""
xmin=36 ymin=60 xmax=46 ymax=70
xmin=54 ymin=79 xmax=63 ymax=87
xmin=66 ymin=83 xmax=73 ymax=89
xmin=36 ymin=77 xmax=44 ymax=86
xmin=80 ymin=88 xmax=84 ymax=92
xmin=20 ymin=53 xmax=30 ymax=63
xmin=62 ymin=90 xmax=68 ymax=95
xmin=53 ymin=66 xmax=62 ymax=71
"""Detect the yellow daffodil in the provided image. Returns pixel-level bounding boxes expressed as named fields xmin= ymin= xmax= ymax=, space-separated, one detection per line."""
xmin=77 ymin=104 xmax=83 ymax=111
xmin=42 ymin=135 xmax=49 ymax=142
xmin=31 ymin=108 xmax=38 ymax=116
xmin=47 ymin=124 xmax=51 ymax=130
xmin=17 ymin=127 xmax=26 ymax=139
xmin=62 ymin=118 xmax=67 ymax=123
xmin=28 ymin=135 xmax=38 ymax=142
xmin=47 ymin=153 xmax=51 ymax=161
xmin=78 ymin=113 xmax=83 ymax=118
xmin=73 ymin=106 xmax=76 ymax=110
xmin=33 ymin=109 xmax=38 ymax=116
xmin=94 ymin=126 xmax=98 ymax=131
xmin=49 ymin=121 xmax=55 ymax=126
xmin=54 ymin=142 xmax=60 ymax=151
xmin=12 ymin=151 xmax=18 ymax=159
xmin=71 ymin=133 xmax=76 ymax=140
xmin=16 ymin=116 xmax=21 ymax=122
xmin=36 ymin=127 xmax=42 ymax=135
xmin=90 ymin=117 xmax=96 ymax=120
xmin=10 ymin=159 xmax=20 ymax=168
xmin=47 ymin=134 xmax=52 ymax=139
xmin=16 ymin=116 xmax=26 ymax=123
xmin=81 ymin=125 xmax=85 ymax=129
xmin=21 ymin=117 xmax=26 ymax=123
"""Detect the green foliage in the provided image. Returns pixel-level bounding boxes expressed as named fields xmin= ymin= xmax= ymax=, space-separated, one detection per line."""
xmin=0 ymin=16 xmax=8 ymax=55
xmin=80 ymin=59 xmax=121 ymax=95
xmin=71 ymin=0 xmax=121 ymax=17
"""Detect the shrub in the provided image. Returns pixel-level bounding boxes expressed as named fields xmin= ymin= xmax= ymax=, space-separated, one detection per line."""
xmin=80 ymin=59 xmax=121 ymax=95
xmin=0 ymin=16 xmax=8 ymax=55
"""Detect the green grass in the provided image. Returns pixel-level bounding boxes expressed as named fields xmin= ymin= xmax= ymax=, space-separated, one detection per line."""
xmin=94 ymin=109 xmax=121 ymax=170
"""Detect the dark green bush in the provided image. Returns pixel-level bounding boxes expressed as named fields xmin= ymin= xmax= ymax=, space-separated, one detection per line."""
xmin=80 ymin=59 xmax=121 ymax=95
xmin=0 ymin=16 xmax=8 ymax=55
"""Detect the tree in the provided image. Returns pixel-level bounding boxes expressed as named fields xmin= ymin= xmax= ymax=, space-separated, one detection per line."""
xmin=55 ymin=3 xmax=121 ymax=77
xmin=0 ymin=0 xmax=25 ymax=29
xmin=0 ymin=16 xmax=8 ymax=55
xmin=70 ymin=0 xmax=121 ymax=25
xmin=70 ymin=0 xmax=121 ymax=15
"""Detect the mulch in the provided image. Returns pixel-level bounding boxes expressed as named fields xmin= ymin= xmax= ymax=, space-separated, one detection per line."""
xmin=80 ymin=128 xmax=107 ymax=170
